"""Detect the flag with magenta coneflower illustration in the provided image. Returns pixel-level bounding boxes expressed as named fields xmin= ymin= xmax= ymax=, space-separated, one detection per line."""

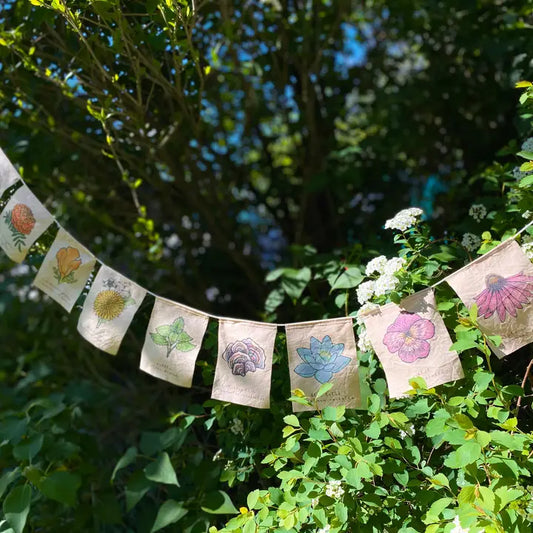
xmin=446 ymin=239 xmax=533 ymax=358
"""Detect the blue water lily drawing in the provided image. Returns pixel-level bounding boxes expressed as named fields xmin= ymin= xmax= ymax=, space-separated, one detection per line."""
xmin=294 ymin=336 xmax=351 ymax=383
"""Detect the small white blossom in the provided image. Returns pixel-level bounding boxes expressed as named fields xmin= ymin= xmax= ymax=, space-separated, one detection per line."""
xmin=522 ymin=242 xmax=533 ymax=260
xmin=374 ymin=274 xmax=399 ymax=297
xmin=383 ymin=257 xmax=406 ymax=275
xmin=317 ymin=526 xmax=331 ymax=533
xmin=521 ymin=137 xmax=533 ymax=152
xmin=357 ymin=328 xmax=374 ymax=353
xmin=229 ymin=418 xmax=244 ymax=435
xmin=384 ymin=207 xmax=424 ymax=232
xmin=468 ymin=204 xmax=487 ymax=222
xmin=461 ymin=233 xmax=481 ymax=252
xmin=310 ymin=497 xmax=319 ymax=507
xmin=450 ymin=516 xmax=470 ymax=533
xmin=356 ymin=302 xmax=379 ymax=325
xmin=223 ymin=460 xmax=235 ymax=471
xmin=365 ymin=255 xmax=388 ymax=276
xmin=523 ymin=210 xmax=533 ymax=219
xmin=325 ymin=480 xmax=344 ymax=498
xmin=356 ymin=280 xmax=375 ymax=304
xmin=523 ymin=234 xmax=533 ymax=244
xmin=399 ymin=425 xmax=415 ymax=438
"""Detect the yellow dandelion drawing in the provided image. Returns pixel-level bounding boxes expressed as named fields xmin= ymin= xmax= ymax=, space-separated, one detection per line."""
xmin=93 ymin=290 xmax=125 ymax=325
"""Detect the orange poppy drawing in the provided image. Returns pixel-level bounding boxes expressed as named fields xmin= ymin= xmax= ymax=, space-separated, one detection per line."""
xmin=53 ymin=246 xmax=82 ymax=284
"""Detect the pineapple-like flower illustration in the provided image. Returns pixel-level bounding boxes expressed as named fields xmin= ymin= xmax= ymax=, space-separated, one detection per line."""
xmin=3 ymin=203 xmax=36 ymax=252
xmin=93 ymin=278 xmax=136 ymax=327
xmin=53 ymin=246 xmax=82 ymax=284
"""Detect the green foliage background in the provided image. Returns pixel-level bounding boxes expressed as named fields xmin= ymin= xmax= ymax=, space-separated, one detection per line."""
xmin=0 ymin=1 xmax=533 ymax=532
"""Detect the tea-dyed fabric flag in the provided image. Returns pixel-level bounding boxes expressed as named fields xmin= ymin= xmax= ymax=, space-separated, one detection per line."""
xmin=33 ymin=228 xmax=96 ymax=312
xmin=77 ymin=265 xmax=146 ymax=355
xmin=362 ymin=288 xmax=463 ymax=398
xmin=0 ymin=185 xmax=54 ymax=263
xmin=446 ymin=239 xmax=533 ymax=358
xmin=0 ymin=148 xmax=21 ymax=198
xmin=140 ymin=297 xmax=209 ymax=387
xmin=211 ymin=319 xmax=277 ymax=409
xmin=286 ymin=317 xmax=362 ymax=412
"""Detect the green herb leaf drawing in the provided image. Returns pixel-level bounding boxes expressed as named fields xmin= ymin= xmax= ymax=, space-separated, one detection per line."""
xmin=149 ymin=317 xmax=196 ymax=357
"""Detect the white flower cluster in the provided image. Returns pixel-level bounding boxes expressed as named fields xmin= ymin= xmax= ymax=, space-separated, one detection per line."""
xmin=468 ymin=204 xmax=487 ymax=222
xmin=522 ymin=242 xmax=533 ymax=260
xmin=399 ymin=424 xmax=415 ymax=439
xmin=229 ymin=417 xmax=244 ymax=435
xmin=374 ymin=274 xmax=399 ymax=297
xmin=317 ymin=526 xmax=331 ymax=533
xmin=357 ymin=257 xmax=406 ymax=304
xmin=461 ymin=233 xmax=481 ymax=252
xmin=356 ymin=302 xmax=379 ymax=326
xmin=522 ymin=137 xmax=533 ymax=152
xmin=365 ymin=255 xmax=388 ymax=275
xmin=356 ymin=280 xmax=375 ymax=304
xmin=523 ymin=210 xmax=532 ymax=219
xmin=224 ymin=460 xmax=235 ymax=471
xmin=384 ymin=207 xmax=424 ymax=232
xmin=357 ymin=328 xmax=374 ymax=353
xmin=383 ymin=256 xmax=406 ymax=274
xmin=325 ymin=480 xmax=344 ymax=499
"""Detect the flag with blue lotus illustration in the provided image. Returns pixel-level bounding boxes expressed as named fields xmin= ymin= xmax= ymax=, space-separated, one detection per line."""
xmin=286 ymin=318 xmax=362 ymax=412
xmin=446 ymin=239 xmax=533 ymax=358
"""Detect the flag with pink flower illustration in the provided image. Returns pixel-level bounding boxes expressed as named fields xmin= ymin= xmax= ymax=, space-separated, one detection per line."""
xmin=362 ymin=288 xmax=464 ymax=398
xmin=33 ymin=228 xmax=97 ymax=312
xmin=446 ymin=239 xmax=533 ymax=358
xmin=211 ymin=319 xmax=277 ymax=408
xmin=286 ymin=317 xmax=363 ymax=412
xmin=0 ymin=185 xmax=54 ymax=262
xmin=0 ymin=147 xmax=22 ymax=198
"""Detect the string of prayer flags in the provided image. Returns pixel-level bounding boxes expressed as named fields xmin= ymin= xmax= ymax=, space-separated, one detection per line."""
xmin=446 ymin=239 xmax=533 ymax=358
xmin=0 ymin=184 xmax=54 ymax=263
xmin=0 ymin=148 xmax=21 ymax=198
xmin=286 ymin=317 xmax=362 ymax=412
xmin=140 ymin=297 xmax=209 ymax=387
xmin=362 ymin=288 xmax=464 ymax=398
xmin=211 ymin=319 xmax=277 ymax=409
xmin=77 ymin=265 xmax=146 ymax=355
xmin=33 ymin=228 xmax=97 ymax=312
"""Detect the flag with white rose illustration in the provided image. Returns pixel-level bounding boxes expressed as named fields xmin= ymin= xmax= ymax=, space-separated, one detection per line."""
xmin=77 ymin=265 xmax=146 ymax=355
xmin=446 ymin=239 xmax=533 ymax=358
xmin=33 ymin=228 xmax=97 ymax=312
xmin=140 ymin=297 xmax=209 ymax=387
xmin=362 ymin=288 xmax=464 ymax=398
xmin=0 ymin=185 xmax=54 ymax=263
xmin=211 ymin=319 xmax=277 ymax=409
xmin=0 ymin=148 xmax=21 ymax=198
xmin=286 ymin=317 xmax=363 ymax=412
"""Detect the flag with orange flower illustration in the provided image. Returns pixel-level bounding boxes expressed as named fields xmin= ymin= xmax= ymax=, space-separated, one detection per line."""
xmin=0 ymin=147 xmax=21 ymax=198
xmin=77 ymin=265 xmax=146 ymax=355
xmin=286 ymin=317 xmax=363 ymax=412
xmin=0 ymin=185 xmax=54 ymax=262
xmin=362 ymin=288 xmax=464 ymax=398
xmin=211 ymin=319 xmax=277 ymax=408
xmin=33 ymin=228 xmax=96 ymax=312
xmin=446 ymin=239 xmax=533 ymax=358
xmin=140 ymin=297 xmax=209 ymax=388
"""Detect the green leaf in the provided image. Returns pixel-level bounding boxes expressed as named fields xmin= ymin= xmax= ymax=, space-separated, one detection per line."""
xmin=329 ymin=266 xmax=363 ymax=290
xmin=39 ymin=471 xmax=81 ymax=507
xmin=125 ymin=471 xmax=152 ymax=511
xmin=144 ymin=452 xmax=179 ymax=486
xmin=3 ymin=485 xmax=32 ymax=533
xmin=0 ymin=469 xmax=21 ymax=500
xmin=517 ymin=150 xmax=533 ymax=160
xmin=283 ymin=415 xmax=300 ymax=427
xmin=177 ymin=331 xmax=193 ymax=343
xmin=13 ymin=434 xmax=43 ymax=462
xmin=519 ymin=174 xmax=533 ymax=188
xmin=494 ymin=487 xmax=523 ymax=510
xmin=156 ymin=325 xmax=172 ymax=336
xmin=201 ymin=490 xmax=239 ymax=514
xmin=458 ymin=485 xmax=476 ymax=504
xmin=111 ymin=446 xmax=137 ymax=482
xmin=151 ymin=500 xmax=188 ymax=532
xmin=171 ymin=317 xmax=184 ymax=333
xmin=428 ymin=473 xmax=450 ymax=489
xmin=279 ymin=268 xmax=312 ymax=299
xmin=150 ymin=333 xmax=168 ymax=346
xmin=423 ymin=497 xmax=453 ymax=525
xmin=444 ymin=441 xmax=482 ymax=469
xmin=515 ymin=80 xmax=532 ymax=88
xmin=316 ymin=382 xmax=333 ymax=398
xmin=176 ymin=341 xmax=196 ymax=352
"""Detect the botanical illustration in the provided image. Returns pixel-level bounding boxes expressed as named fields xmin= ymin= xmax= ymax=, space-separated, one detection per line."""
xmin=222 ymin=338 xmax=265 ymax=377
xmin=474 ymin=272 xmax=533 ymax=322
xmin=150 ymin=317 xmax=196 ymax=357
xmin=294 ymin=335 xmax=350 ymax=383
xmin=53 ymin=246 xmax=82 ymax=284
xmin=3 ymin=203 xmax=36 ymax=252
xmin=93 ymin=278 xmax=136 ymax=327
xmin=383 ymin=312 xmax=435 ymax=363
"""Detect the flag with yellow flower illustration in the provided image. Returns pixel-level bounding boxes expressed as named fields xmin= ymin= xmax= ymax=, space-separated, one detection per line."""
xmin=77 ymin=265 xmax=146 ymax=355
xmin=362 ymin=288 xmax=464 ymax=398
xmin=140 ymin=297 xmax=209 ymax=388
xmin=0 ymin=185 xmax=54 ymax=263
xmin=446 ymin=239 xmax=533 ymax=358
xmin=286 ymin=317 xmax=363 ymax=412
xmin=33 ymin=228 xmax=96 ymax=312
xmin=0 ymin=147 xmax=21 ymax=198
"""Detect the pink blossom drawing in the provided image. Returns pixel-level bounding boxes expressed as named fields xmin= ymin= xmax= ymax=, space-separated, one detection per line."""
xmin=383 ymin=312 xmax=435 ymax=363
xmin=474 ymin=272 xmax=533 ymax=322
